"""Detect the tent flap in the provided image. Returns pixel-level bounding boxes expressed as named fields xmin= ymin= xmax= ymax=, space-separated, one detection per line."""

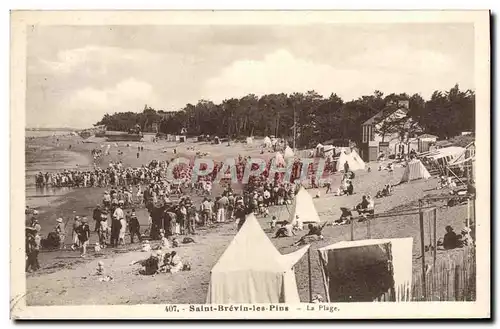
xmin=317 ymin=238 xmax=413 ymax=302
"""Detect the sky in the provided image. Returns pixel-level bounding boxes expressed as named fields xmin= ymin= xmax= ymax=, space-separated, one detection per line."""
xmin=26 ymin=24 xmax=474 ymax=129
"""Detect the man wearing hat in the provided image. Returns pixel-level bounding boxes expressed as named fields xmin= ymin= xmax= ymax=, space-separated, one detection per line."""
xmin=77 ymin=217 xmax=91 ymax=257
xmin=128 ymin=209 xmax=141 ymax=244
xmin=55 ymin=218 xmax=66 ymax=250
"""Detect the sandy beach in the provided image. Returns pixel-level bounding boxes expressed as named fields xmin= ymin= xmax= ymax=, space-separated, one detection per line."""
xmin=23 ymin=134 xmax=471 ymax=305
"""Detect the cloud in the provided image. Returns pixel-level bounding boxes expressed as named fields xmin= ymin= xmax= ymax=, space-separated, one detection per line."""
xmin=203 ymin=47 xmax=473 ymax=102
xmin=38 ymin=46 xmax=161 ymax=77
xmin=50 ymin=78 xmax=156 ymax=128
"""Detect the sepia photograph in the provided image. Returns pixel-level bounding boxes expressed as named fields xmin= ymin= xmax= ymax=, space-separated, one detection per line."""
xmin=10 ymin=10 xmax=490 ymax=319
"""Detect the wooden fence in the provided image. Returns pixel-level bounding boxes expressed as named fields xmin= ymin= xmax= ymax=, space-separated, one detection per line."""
xmin=411 ymin=247 xmax=476 ymax=301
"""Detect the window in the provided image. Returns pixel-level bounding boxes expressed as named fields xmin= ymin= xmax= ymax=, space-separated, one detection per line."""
xmin=369 ymin=125 xmax=375 ymax=141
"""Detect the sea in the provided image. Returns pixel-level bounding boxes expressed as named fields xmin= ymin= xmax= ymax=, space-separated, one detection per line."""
xmin=25 ymin=129 xmax=92 ymax=209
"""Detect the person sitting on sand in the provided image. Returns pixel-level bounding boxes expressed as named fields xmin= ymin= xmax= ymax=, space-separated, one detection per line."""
xmin=274 ymin=222 xmax=297 ymax=238
xmin=158 ymin=230 xmax=171 ymax=250
xmin=376 ymin=184 xmax=393 ymax=198
xmin=356 ymin=195 xmax=374 ymax=219
xmin=132 ymin=250 xmax=165 ymax=275
xmin=337 ymin=179 xmax=353 ymax=196
xmin=292 ymin=222 xmax=327 ymax=246
xmin=270 ymin=216 xmax=278 ymax=229
xmin=460 ymin=227 xmax=474 ymax=247
xmin=164 ymin=251 xmax=184 ymax=273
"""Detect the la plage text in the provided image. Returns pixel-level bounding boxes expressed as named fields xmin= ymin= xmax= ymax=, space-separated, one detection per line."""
xmin=189 ymin=305 xmax=289 ymax=312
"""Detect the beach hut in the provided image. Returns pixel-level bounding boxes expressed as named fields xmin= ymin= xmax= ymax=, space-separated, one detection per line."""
xmin=263 ymin=136 xmax=272 ymax=148
xmin=318 ymin=238 xmax=413 ymax=302
xmin=400 ymin=159 xmax=431 ymax=183
xmin=284 ymin=146 xmax=295 ymax=159
xmin=206 ymin=214 xmax=309 ymax=304
xmin=289 ymin=187 xmax=321 ymax=228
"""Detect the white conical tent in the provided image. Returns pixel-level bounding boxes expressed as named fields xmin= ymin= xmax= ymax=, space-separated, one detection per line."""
xmin=318 ymin=238 xmax=413 ymax=302
xmin=350 ymin=149 xmax=366 ymax=170
xmin=400 ymin=159 xmax=431 ymax=183
xmin=284 ymin=146 xmax=295 ymax=158
xmin=263 ymin=136 xmax=272 ymax=148
xmin=206 ymin=214 xmax=309 ymax=304
xmin=289 ymin=187 xmax=321 ymax=226
xmin=336 ymin=151 xmax=364 ymax=171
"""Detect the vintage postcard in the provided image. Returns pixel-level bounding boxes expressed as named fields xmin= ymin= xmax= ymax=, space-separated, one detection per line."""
xmin=10 ymin=10 xmax=490 ymax=319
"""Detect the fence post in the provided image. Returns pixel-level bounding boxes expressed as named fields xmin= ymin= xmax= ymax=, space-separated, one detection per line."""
xmin=419 ymin=200 xmax=427 ymax=300
xmin=433 ymin=208 xmax=437 ymax=269
xmin=466 ymin=199 xmax=470 ymax=229
xmin=350 ymin=219 xmax=354 ymax=241
xmin=454 ymin=265 xmax=460 ymax=301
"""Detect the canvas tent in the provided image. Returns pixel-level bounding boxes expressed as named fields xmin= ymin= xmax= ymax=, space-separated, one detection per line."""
xmin=289 ymin=187 xmax=321 ymax=227
xmin=318 ymin=238 xmax=413 ymax=302
xmin=246 ymin=137 xmax=253 ymax=144
xmin=400 ymin=159 xmax=431 ymax=183
xmin=336 ymin=151 xmax=364 ymax=172
xmin=206 ymin=214 xmax=309 ymax=304
xmin=350 ymin=149 xmax=366 ymax=170
xmin=284 ymin=146 xmax=295 ymax=158
xmin=263 ymin=136 xmax=272 ymax=148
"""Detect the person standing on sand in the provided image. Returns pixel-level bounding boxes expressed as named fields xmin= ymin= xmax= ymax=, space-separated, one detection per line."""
xmin=71 ymin=216 xmax=81 ymax=250
xmin=77 ymin=217 xmax=91 ymax=257
xmin=128 ymin=209 xmax=141 ymax=243
xmin=92 ymin=205 xmax=101 ymax=232
xmin=119 ymin=201 xmax=127 ymax=245
xmin=98 ymin=208 xmax=109 ymax=248
xmin=111 ymin=202 xmax=124 ymax=247
xmin=25 ymin=227 xmax=41 ymax=272
xmin=55 ymin=218 xmax=66 ymax=250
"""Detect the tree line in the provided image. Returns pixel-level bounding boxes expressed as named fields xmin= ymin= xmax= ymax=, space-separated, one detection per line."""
xmin=94 ymin=84 xmax=475 ymax=148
